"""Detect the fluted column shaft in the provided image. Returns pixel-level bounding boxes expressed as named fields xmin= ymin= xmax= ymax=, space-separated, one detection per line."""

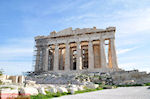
xmin=35 ymin=47 xmax=40 ymax=71
xmin=65 ymin=42 xmax=70 ymax=71
xmin=109 ymin=38 xmax=118 ymax=69
xmin=100 ymin=39 xmax=107 ymax=68
xmin=44 ymin=45 xmax=49 ymax=71
xmin=76 ymin=41 xmax=82 ymax=70
xmin=54 ymin=44 xmax=59 ymax=71
xmin=88 ymin=40 xmax=94 ymax=70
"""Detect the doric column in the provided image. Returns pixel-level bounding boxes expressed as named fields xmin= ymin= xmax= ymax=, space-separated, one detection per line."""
xmin=54 ymin=44 xmax=59 ymax=71
xmin=88 ymin=40 xmax=94 ymax=70
xmin=65 ymin=42 xmax=70 ymax=71
xmin=100 ymin=39 xmax=107 ymax=68
xmin=76 ymin=41 xmax=82 ymax=70
xmin=109 ymin=38 xmax=118 ymax=69
xmin=35 ymin=47 xmax=40 ymax=71
xmin=43 ymin=45 xmax=49 ymax=71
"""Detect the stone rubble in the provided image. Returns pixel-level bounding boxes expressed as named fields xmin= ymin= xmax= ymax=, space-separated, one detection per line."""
xmin=48 ymin=87 xmax=57 ymax=93
xmin=56 ymin=87 xmax=68 ymax=93
xmin=19 ymin=87 xmax=39 ymax=95
xmin=37 ymin=87 xmax=46 ymax=95
xmin=0 ymin=70 xmax=150 ymax=98
xmin=86 ymin=83 xmax=99 ymax=89
xmin=26 ymin=70 xmax=150 ymax=85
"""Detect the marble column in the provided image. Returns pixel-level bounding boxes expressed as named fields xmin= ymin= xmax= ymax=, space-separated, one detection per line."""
xmin=54 ymin=44 xmax=59 ymax=71
xmin=43 ymin=45 xmax=49 ymax=71
xmin=88 ymin=40 xmax=94 ymax=70
xmin=35 ymin=47 xmax=40 ymax=71
xmin=70 ymin=48 xmax=73 ymax=70
xmin=100 ymin=39 xmax=107 ymax=68
xmin=109 ymin=38 xmax=118 ymax=69
xmin=65 ymin=42 xmax=70 ymax=71
xmin=76 ymin=41 xmax=82 ymax=70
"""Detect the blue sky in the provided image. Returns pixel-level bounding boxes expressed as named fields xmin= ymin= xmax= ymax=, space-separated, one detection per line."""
xmin=0 ymin=0 xmax=150 ymax=75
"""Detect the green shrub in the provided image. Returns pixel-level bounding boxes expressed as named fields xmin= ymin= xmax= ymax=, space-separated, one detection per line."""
xmin=30 ymin=92 xmax=68 ymax=99
xmin=144 ymin=83 xmax=150 ymax=86
xmin=0 ymin=86 xmax=14 ymax=90
xmin=0 ymin=69 xmax=3 ymax=76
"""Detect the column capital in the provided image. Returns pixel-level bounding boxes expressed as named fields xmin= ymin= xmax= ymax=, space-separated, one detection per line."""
xmin=88 ymin=39 xmax=93 ymax=42
xmin=55 ymin=43 xmax=59 ymax=46
xmin=76 ymin=41 xmax=81 ymax=44
xmin=88 ymin=40 xmax=93 ymax=47
xmin=42 ymin=44 xmax=49 ymax=48
xmin=76 ymin=41 xmax=81 ymax=49
xmin=55 ymin=44 xmax=59 ymax=49
xmin=100 ymin=38 xmax=105 ymax=41
xmin=110 ymin=38 xmax=115 ymax=41
xmin=110 ymin=37 xmax=115 ymax=40
xmin=65 ymin=41 xmax=70 ymax=45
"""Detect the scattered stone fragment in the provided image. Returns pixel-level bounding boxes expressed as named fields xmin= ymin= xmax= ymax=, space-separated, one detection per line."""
xmin=37 ymin=87 xmax=46 ymax=95
xmin=19 ymin=87 xmax=38 ymax=95
xmin=49 ymin=87 xmax=57 ymax=93
xmin=57 ymin=87 xmax=68 ymax=93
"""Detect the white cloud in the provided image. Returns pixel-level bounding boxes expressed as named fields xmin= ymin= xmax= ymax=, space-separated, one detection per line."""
xmin=117 ymin=47 xmax=138 ymax=54
xmin=64 ymin=7 xmax=150 ymax=36
xmin=105 ymin=8 xmax=150 ymax=36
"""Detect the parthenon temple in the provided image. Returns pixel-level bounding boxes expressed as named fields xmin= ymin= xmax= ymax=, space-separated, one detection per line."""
xmin=34 ymin=27 xmax=119 ymax=73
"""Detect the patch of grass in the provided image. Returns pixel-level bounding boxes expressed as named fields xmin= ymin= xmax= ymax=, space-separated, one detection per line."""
xmin=0 ymin=70 xmax=3 ymax=76
xmin=0 ymin=86 xmax=14 ymax=90
xmin=30 ymin=87 xmax=104 ymax=99
xmin=144 ymin=83 xmax=150 ymax=86
xmin=75 ymin=87 xmax=103 ymax=94
xmin=116 ymin=83 xmax=150 ymax=87
xmin=30 ymin=92 xmax=69 ymax=99
xmin=0 ymin=80 xmax=2 ymax=85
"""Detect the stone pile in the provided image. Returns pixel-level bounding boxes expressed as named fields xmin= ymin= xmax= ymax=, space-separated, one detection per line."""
xmin=26 ymin=73 xmax=82 ymax=84
xmin=1 ymin=70 xmax=149 ymax=98
xmin=26 ymin=70 xmax=150 ymax=86
xmin=111 ymin=70 xmax=150 ymax=85
xmin=0 ymin=82 xmax=94 ymax=98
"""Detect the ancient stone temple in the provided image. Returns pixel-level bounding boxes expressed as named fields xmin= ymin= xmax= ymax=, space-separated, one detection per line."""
xmin=34 ymin=27 xmax=119 ymax=73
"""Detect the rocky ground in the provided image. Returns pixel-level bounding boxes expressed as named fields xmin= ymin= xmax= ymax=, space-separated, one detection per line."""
xmin=0 ymin=80 xmax=102 ymax=98
xmin=0 ymin=70 xmax=150 ymax=98
xmin=26 ymin=70 xmax=150 ymax=85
